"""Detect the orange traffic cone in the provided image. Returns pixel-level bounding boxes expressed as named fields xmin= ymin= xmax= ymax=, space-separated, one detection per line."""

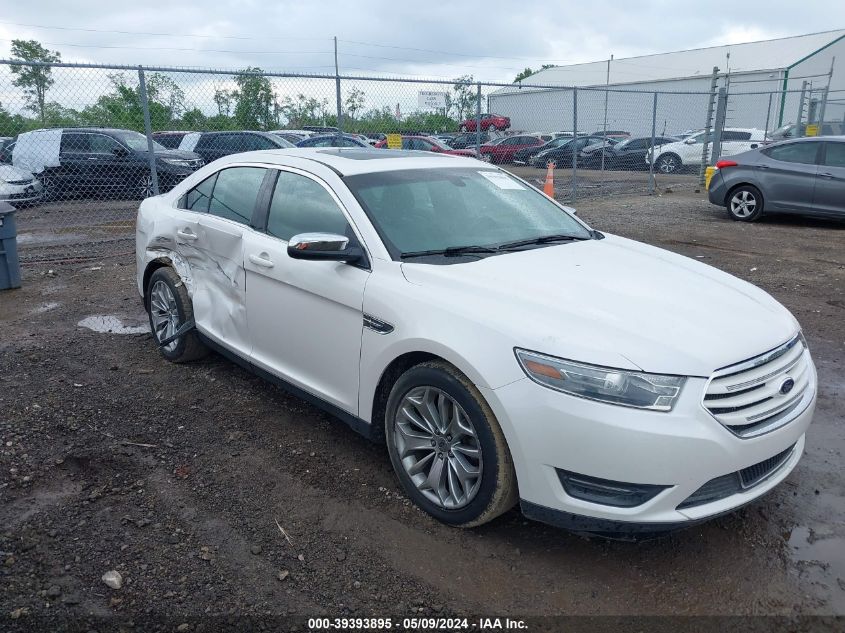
xmin=543 ymin=161 xmax=556 ymax=198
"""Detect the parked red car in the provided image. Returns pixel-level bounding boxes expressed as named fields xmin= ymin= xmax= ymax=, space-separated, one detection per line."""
xmin=478 ymin=135 xmax=544 ymax=164
xmin=374 ymin=135 xmax=477 ymax=157
xmin=459 ymin=113 xmax=511 ymax=132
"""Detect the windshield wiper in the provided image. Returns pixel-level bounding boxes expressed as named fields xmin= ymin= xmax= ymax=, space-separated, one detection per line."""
xmin=400 ymin=245 xmax=500 ymax=259
xmin=496 ymin=234 xmax=591 ymax=251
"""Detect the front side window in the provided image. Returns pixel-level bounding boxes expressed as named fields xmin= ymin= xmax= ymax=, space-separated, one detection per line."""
xmin=267 ymin=171 xmax=350 ymax=241
xmin=765 ymin=142 xmax=819 ymax=165
xmin=89 ymin=134 xmax=124 ymax=153
xmin=823 ymin=142 xmax=845 ymax=167
xmin=347 ymin=168 xmax=591 ymax=259
xmin=207 ymin=167 xmax=267 ymax=225
xmin=114 ymin=131 xmax=165 ymax=152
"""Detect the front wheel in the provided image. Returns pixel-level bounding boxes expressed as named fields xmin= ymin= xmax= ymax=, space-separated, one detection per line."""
xmin=385 ymin=361 xmax=518 ymax=527
xmin=655 ymin=153 xmax=682 ymax=174
xmin=726 ymin=185 xmax=763 ymax=222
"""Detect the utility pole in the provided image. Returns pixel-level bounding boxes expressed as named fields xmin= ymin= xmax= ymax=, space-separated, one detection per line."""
xmin=334 ymin=36 xmax=343 ymax=136
xmin=601 ymin=54 xmax=612 ymax=172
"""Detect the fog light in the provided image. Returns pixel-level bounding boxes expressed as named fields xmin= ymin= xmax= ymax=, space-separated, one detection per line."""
xmin=557 ymin=470 xmax=669 ymax=508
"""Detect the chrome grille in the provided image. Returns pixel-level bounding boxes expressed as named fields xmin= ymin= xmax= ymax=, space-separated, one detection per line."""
xmin=703 ymin=334 xmax=812 ymax=438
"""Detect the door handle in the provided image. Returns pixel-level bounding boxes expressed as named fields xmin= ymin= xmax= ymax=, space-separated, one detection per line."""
xmin=249 ymin=253 xmax=274 ymax=268
xmin=819 ymin=172 xmax=834 ymax=179
xmin=176 ymin=229 xmax=198 ymax=241
xmin=756 ymin=164 xmax=770 ymax=169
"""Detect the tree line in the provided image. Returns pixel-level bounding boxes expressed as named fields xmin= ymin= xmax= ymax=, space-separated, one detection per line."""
xmin=1 ymin=39 xmax=488 ymax=137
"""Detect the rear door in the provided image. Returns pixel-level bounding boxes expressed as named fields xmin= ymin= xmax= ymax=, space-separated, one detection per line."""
xmin=57 ymin=132 xmax=91 ymax=191
xmin=758 ymin=141 xmax=821 ymax=212
xmin=193 ymin=165 xmax=268 ymax=355
xmin=243 ymin=167 xmax=369 ymax=413
xmin=814 ymin=141 xmax=845 ymax=215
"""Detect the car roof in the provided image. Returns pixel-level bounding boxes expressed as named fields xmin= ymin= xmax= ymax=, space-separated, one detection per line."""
xmin=214 ymin=147 xmax=487 ymax=176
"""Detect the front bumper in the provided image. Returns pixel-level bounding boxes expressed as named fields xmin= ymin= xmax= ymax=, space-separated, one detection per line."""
xmin=480 ymin=362 xmax=816 ymax=532
xmin=0 ymin=180 xmax=43 ymax=203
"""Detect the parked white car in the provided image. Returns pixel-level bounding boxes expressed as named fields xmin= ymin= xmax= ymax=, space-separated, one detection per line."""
xmin=136 ymin=148 xmax=816 ymax=536
xmin=647 ymin=128 xmax=767 ymax=173
xmin=0 ymin=164 xmax=43 ymax=205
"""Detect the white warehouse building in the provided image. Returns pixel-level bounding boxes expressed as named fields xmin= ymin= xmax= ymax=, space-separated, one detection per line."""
xmin=488 ymin=30 xmax=845 ymax=137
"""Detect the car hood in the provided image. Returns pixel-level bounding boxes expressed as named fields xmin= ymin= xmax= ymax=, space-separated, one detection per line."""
xmin=149 ymin=149 xmax=202 ymax=160
xmin=0 ymin=164 xmax=35 ymax=181
xmin=400 ymin=234 xmax=797 ymax=376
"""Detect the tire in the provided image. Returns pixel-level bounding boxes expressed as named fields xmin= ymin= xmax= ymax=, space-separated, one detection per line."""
xmin=385 ymin=360 xmax=518 ymax=527
xmin=40 ymin=173 xmax=60 ymax=202
xmin=145 ymin=267 xmax=208 ymax=363
xmin=135 ymin=172 xmax=155 ymax=200
xmin=655 ymin=153 xmax=682 ymax=174
xmin=726 ymin=184 xmax=764 ymax=222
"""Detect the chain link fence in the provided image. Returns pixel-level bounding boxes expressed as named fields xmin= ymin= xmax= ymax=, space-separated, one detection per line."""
xmin=0 ymin=60 xmax=841 ymax=262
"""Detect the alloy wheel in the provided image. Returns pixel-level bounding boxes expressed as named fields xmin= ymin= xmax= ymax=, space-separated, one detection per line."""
xmin=730 ymin=190 xmax=757 ymax=218
xmin=149 ymin=280 xmax=180 ymax=352
xmin=393 ymin=386 xmax=483 ymax=510
xmin=138 ymin=173 xmax=154 ymax=199
xmin=657 ymin=155 xmax=678 ymax=173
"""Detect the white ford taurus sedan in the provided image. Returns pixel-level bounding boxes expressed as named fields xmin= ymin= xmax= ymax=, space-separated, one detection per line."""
xmin=136 ymin=148 xmax=816 ymax=536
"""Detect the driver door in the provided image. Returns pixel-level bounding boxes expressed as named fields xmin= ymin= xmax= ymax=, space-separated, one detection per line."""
xmin=243 ymin=168 xmax=370 ymax=414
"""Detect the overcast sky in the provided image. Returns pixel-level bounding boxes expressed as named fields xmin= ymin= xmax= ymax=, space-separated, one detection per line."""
xmin=0 ymin=1 xmax=842 ymax=83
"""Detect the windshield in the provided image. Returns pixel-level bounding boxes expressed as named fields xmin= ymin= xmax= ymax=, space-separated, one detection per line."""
xmin=115 ymin=131 xmax=166 ymax=152
xmin=346 ymin=168 xmax=591 ymax=260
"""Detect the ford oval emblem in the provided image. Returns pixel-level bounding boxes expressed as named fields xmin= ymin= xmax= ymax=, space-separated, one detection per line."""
xmin=780 ymin=378 xmax=795 ymax=395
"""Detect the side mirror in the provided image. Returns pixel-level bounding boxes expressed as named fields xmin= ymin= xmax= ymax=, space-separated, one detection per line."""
xmin=112 ymin=146 xmax=129 ymax=157
xmin=750 ymin=144 xmax=759 ymax=149
xmin=287 ymin=233 xmax=364 ymax=264
xmin=684 ymin=137 xmax=696 ymax=144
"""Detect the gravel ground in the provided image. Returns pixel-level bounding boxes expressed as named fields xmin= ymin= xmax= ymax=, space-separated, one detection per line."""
xmin=1 ymin=189 xmax=844 ymax=630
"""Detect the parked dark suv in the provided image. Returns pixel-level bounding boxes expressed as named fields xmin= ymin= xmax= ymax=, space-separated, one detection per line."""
xmin=181 ymin=131 xmax=294 ymax=164
xmin=6 ymin=128 xmax=204 ymax=199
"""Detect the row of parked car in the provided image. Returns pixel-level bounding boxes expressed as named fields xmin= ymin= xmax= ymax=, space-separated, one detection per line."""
xmin=0 ymin=127 xmax=393 ymax=204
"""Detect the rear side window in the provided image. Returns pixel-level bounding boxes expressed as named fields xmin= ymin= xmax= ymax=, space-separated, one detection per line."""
xmin=266 ymin=171 xmax=350 ymax=241
xmin=207 ymin=167 xmax=267 ymax=225
xmin=722 ymin=131 xmax=752 ymax=141
xmin=183 ymin=173 xmax=217 ymax=212
xmin=765 ymin=142 xmax=820 ymax=165
xmin=60 ymin=133 xmax=88 ymax=153
xmin=823 ymin=142 xmax=845 ymax=168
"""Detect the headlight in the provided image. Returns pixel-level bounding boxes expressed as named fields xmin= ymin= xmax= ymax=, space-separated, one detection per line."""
xmin=515 ymin=349 xmax=685 ymax=411
xmin=161 ymin=158 xmax=191 ymax=167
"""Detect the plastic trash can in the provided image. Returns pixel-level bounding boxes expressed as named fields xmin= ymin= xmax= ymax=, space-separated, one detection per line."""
xmin=0 ymin=202 xmax=21 ymax=290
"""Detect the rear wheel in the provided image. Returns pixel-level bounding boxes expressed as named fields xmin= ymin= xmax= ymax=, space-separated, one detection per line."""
xmin=146 ymin=267 xmax=208 ymax=363
xmin=385 ymin=361 xmax=518 ymax=527
xmin=726 ymin=185 xmax=763 ymax=222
